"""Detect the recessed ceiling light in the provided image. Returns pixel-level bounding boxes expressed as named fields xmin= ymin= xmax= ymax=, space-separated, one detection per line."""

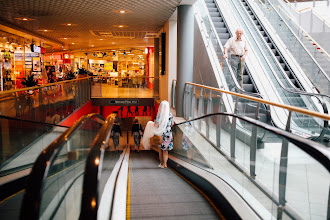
xmin=100 ymin=39 xmax=103 ymax=40
xmin=64 ymin=38 xmax=67 ymax=39
xmin=38 ymin=29 xmax=52 ymax=32
xmin=113 ymin=9 xmax=132 ymax=14
xmin=61 ymin=23 xmax=77 ymax=26
xmin=113 ymin=25 xmax=128 ymax=28
xmin=91 ymin=45 xmax=94 ymax=47
xmin=15 ymin=17 xmax=35 ymax=21
xmin=63 ymin=49 xmax=66 ymax=50
xmin=72 ymin=43 xmax=75 ymax=44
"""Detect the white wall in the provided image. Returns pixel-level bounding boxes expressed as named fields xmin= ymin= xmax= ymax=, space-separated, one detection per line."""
xmin=159 ymin=15 xmax=177 ymax=103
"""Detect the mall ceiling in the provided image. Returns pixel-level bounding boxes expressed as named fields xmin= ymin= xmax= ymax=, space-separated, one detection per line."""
xmin=0 ymin=0 xmax=186 ymax=52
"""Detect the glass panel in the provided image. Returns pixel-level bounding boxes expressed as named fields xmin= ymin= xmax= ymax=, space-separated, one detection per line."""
xmin=90 ymin=76 xmax=155 ymax=98
xmin=0 ymin=79 xmax=90 ymax=123
xmin=0 ymin=116 xmax=67 ymax=175
xmin=286 ymin=142 xmax=330 ymax=219
xmin=172 ymin=114 xmax=329 ymax=219
xmin=39 ymin=116 xmax=103 ymax=219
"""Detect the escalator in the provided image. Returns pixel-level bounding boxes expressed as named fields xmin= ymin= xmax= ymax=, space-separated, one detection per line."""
xmin=240 ymin=0 xmax=302 ymax=89
xmin=205 ymin=0 xmax=258 ymax=93
xmin=17 ymin=112 xmax=330 ymax=219
xmin=253 ymin=0 xmax=330 ymax=97
xmin=215 ymin=0 xmax=328 ymax=138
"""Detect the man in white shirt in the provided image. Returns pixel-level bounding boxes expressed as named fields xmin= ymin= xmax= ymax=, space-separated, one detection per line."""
xmin=223 ymin=28 xmax=248 ymax=86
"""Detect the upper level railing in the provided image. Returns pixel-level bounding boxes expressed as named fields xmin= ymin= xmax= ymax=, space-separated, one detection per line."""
xmin=0 ymin=77 xmax=91 ymax=122
xmin=183 ymin=82 xmax=329 ymax=141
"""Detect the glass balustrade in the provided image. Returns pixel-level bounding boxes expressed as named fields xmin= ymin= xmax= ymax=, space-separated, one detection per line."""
xmin=38 ymin=115 xmax=103 ymax=220
xmin=0 ymin=116 xmax=67 ymax=176
xmin=172 ymin=113 xmax=330 ymax=219
xmin=90 ymin=76 xmax=157 ymax=98
xmin=0 ymin=78 xmax=91 ymax=122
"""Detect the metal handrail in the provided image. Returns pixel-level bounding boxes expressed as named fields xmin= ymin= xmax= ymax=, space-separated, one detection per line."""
xmin=20 ymin=113 xmax=105 ymax=220
xmin=80 ymin=113 xmax=117 ymax=220
xmin=186 ymin=82 xmax=330 ymax=120
xmin=0 ymin=77 xmax=90 ymax=95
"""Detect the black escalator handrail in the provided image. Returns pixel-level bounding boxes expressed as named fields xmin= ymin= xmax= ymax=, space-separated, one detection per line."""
xmin=233 ymin=0 xmax=330 ymax=101
xmin=20 ymin=113 xmax=105 ymax=220
xmin=0 ymin=115 xmax=69 ymax=128
xmin=173 ymin=112 xmax=330 ymax=172
xmin=79 ymin=113 xmax=117 ymax=220
xmin=198 ymin=0 xmax=262 ymax=99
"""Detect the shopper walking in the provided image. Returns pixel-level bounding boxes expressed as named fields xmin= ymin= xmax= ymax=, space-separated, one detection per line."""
xmin=111 ymin=120 xmax=122 ymax=152
xmin=131 ymin=118 xmax=144 ymax=152
xmin=223 ymin=28 xmax=248 ymax=87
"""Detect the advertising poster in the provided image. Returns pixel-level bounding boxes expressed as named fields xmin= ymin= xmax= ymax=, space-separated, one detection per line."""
xmin=32 ymin=57 xmax=41 ymax=72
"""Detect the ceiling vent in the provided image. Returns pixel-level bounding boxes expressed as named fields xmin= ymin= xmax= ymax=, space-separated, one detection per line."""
xmin=90 ymin=30 xmax=158 ymax=39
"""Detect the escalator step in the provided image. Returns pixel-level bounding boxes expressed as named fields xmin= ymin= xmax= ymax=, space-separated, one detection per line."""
xmin=243 ymin=75 xmax=250 ymax=83
xmin=264 ymin=37 xmax=269 ymax=42
xmin=275 ymin=56 xmax=281 ymax=62
xmin=212 ymin=17 xmax=222 ymax=22
xmin=249 ymin=11 xmax=253 ymax=15
xmin=254 ymin=20 xmax=258 ymax=25
xmin=220 ymin=39 xmax=227 ymax=45
xmin=216 ymin=27 xmax=227 ymax=33
xmin=206 ymin=3 xmax=216 ymax=8
xmin=280 ymin=63 xmax=286 ymax=69
xmin=285 ymin=71 xmax=291 ymax=77
xmin=271 ymin=49 xmax=276 ymax=54
xmin=267 ymin=43 xmax=273 ymax=48
xmin=209 ymin=12 xmax=220 ymax=17
xmin=208 ymin=8 xmax=218 ymax=12
xmin=243 ymin=84 xmax=254 ymax=92
xmin=257 ymin=25 xmax=262 ymax=30
xmin=213 ymin=22 xmax=225 ymax=27
xmin=251 ymin=15 xmax=256 ymax=20
xmin=290 ymin=79 xmax=296 ymax=84
xmin=218 ymin=33 xmax=230 ymax=39
xmin=205 ymin=0 xmax=214 ymax=2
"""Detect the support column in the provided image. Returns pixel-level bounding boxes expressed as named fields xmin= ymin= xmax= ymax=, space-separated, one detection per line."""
xmin=176 ymin=5 xmax=194 ymax=117
xmin=154 ymin=38 xmax=160 ymax=99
